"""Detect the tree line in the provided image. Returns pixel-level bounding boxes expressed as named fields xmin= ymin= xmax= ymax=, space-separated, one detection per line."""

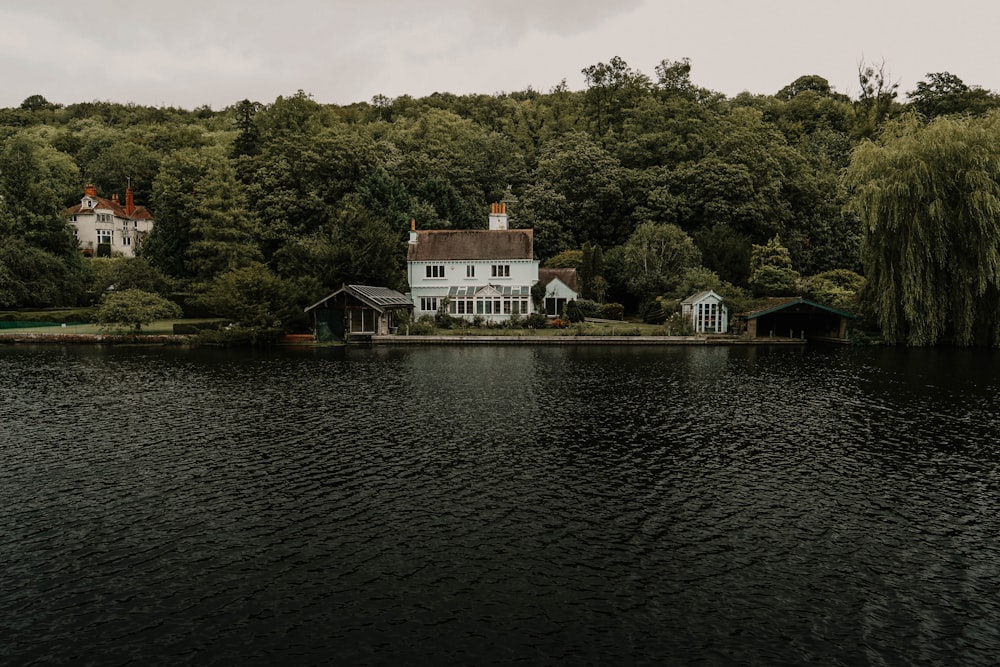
xmin=2 ymin=58 xmax=1000 ymax=344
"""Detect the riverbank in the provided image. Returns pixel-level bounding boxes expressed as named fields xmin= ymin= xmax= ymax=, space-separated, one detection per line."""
xmin=0 ymin=332 xmax=192 ymax=345
xmin=0 ymin=330 xmax=811 ymax=347
xmin=371 ymin=334 xmax=807 ymax=345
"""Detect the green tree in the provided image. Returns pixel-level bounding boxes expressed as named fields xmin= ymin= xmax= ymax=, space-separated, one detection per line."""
xmin=854 ymin=59 xmax=900 ymax=139
xmin=581 ymin=56 xmax=651 ymax=137
xmin=0 ymin=132 xmax=80 ymax=257
xmin=0 ymin=240 xmax=87 ymax=308
xmin=619 ymin=222 xmax=702 ymax=298
xmin=844 ymin=113 xmax=1000 ymax=346
xmin=749 ymin=235 xmax=800 ymax=296
xmin=89 ymin=257 xmax=172 ymax=297
xmin=805 ymin=269 xmax=865 ymax=312
xmin=543 ymin=249 xmax=583 ymax=268
xmin=907 ymin=72 xmax=999 ymax=119
xmin=196 ymin=263 xmax=300 ymax=329
xmin=231 ymin=99 xmax=263 ymax=157
xmin=578 ymin=242 xmax=606 ymax=300
xmin=94 ymin=289 xmax=182 ymax=333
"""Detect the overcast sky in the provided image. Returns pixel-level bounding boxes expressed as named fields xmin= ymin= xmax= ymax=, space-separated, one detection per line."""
xmin=2 ymin=0 xmax=998 ymax=110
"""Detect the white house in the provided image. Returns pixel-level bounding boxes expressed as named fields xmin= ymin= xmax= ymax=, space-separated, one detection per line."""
xmin=681 ymin=290 xmax=729 ymax=333
xmin=406 ymin=203 xmax=539 ymax=323
xmin=538 ymin=267 xmax=578 ymax=317
xmin=66 ymin=184 xmax=154 ymax=258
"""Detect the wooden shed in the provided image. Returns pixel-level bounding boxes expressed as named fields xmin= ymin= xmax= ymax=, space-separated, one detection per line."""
xmin=740 ymin=297 xmax=855 ymax=342
xmin=305 ymin=285 xmax=413 ymax=342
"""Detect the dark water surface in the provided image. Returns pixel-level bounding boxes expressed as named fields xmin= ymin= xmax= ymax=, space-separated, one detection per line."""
xmin=2 ymin=343 xmax=999 ymax=665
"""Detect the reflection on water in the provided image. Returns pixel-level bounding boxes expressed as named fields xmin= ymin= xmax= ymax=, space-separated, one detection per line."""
xmin=2 ymin=344 xmax=1000 ymax=665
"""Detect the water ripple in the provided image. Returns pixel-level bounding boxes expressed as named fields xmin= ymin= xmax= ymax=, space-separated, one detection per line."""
xmin=2 ymin=344 xmax=1000 ymax=664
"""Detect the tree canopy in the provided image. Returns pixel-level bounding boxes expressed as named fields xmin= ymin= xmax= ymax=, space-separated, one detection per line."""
xmin=2 ymin=56 xmax=999 ymax=343
xmin=845 ymin=113 xmax=1000 ymax=345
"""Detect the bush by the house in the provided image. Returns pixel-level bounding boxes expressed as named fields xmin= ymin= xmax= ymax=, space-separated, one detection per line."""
xmin=598 ymin=302 xmax=624 ymax=320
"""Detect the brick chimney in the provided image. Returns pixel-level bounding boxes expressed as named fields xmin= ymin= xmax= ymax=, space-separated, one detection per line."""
xmin=488 ymin=202 xmax=508 ymax=230
xmin=84 ymin=184 xmax=97 ymax=197
xmin=125 ymin=184 xmax=135 ymax=215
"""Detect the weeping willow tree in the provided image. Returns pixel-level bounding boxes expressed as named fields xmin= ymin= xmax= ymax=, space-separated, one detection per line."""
xmin=845 ymin=112 xmax=1000 ymax=346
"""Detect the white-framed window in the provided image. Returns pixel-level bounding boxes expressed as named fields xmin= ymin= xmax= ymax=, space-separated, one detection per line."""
xmin=420 ymin=297 xmax=438 ymax=312
xmin=491 ymin=264 xmax=510 ymax=278
xmin=123 ymin=236 xmax=132 ymax=246
xmin=425 ymin=265 xmax=445 ymax=278
xmin=466 ymin=265 xmax=476 ymax=278
xmin=97 ymin=230 xmax=112 ymax=245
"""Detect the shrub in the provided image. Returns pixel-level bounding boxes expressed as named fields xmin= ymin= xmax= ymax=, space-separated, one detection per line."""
xmin=405 ymin=316 xmax=436 ymax=335
xmin=564 ymin=300 xmax=585 ymax=322
xmin=524 ymin=312 xmax=548 ymax=329
xmin=598 ymin=302 xmax=624 ymax=320
xmin=574 ymin=299 xmax=602 ymax=318
xmin=664 ymin=312 xmax=694 ymax=336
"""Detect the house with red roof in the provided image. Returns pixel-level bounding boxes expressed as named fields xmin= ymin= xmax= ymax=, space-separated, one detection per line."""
xmin=65 ymin=184 xmax=154 ymax=258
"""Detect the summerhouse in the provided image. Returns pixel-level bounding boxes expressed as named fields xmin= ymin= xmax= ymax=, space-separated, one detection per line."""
xmin=681 ymin=290 xmax=729 ymax=333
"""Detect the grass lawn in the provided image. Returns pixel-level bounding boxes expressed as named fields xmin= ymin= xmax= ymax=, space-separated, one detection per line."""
xmin=0 ymin=318 xmax=225 ymax=336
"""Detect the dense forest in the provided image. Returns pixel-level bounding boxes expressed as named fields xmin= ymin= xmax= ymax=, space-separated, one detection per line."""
xmin=2 ymin=57 xmax=1000 ymax=345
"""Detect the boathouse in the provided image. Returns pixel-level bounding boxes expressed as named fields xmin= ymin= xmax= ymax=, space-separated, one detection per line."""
xmin=305 ymin=285 xmax=413 ymax=342
xmin=740 ymin=297 xmax=855 ymax=342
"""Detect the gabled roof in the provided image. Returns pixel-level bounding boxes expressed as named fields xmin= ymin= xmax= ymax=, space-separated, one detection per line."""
xmin=407 ymin=229 xmax=534 ymax=261
xmin=130 ymin=206 xmax=154 ymax=220
xmin=742 ymin=296 xmax=856 ymax=320
xmin=66 ymin=196 xmax=154 ymax=221
xmin=538 ymin=267 xmax=578 ymax=292
xmin=681 ymin=289 xmax=723 ymax=305
xmin=305 ymin=284 xmax=413 ymax=313
xmin=67 ymin=195 xmax=129 ymax=217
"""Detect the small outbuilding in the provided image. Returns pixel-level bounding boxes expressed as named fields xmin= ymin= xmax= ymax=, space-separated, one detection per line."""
xmin=305 ymin=284 xmax=413 ymax=342
xmin=681 ymin=290 xmax=729 ymax=333
xmin=740 ymin=297 xmax=855 ymax=342
xmin=538 ymin=268 xmax=579 ymax=317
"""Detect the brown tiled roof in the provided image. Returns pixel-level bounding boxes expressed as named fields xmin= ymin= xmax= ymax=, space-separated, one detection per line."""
xmin=130 ymin=206 xmax=154 ymax=220
xmin=66 ymin=195 xmax=129 ymax=217
xmin=407 ymin=229 xmax=534 ymax=261
xmin=66 ymin=194 xmax=154 ymax=220
xmin=538 ymin=267 xmax=578 ymax=292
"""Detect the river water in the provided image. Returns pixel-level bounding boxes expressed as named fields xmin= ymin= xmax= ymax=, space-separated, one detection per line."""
xmin=1 ymin=343 xmax=999 ymax=665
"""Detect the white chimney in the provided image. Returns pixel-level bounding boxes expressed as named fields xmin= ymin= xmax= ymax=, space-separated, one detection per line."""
xmin=408 ymin=218 xmax=418 ymax=244
xmin=488 ymin=203 xmax=508 ymax=230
